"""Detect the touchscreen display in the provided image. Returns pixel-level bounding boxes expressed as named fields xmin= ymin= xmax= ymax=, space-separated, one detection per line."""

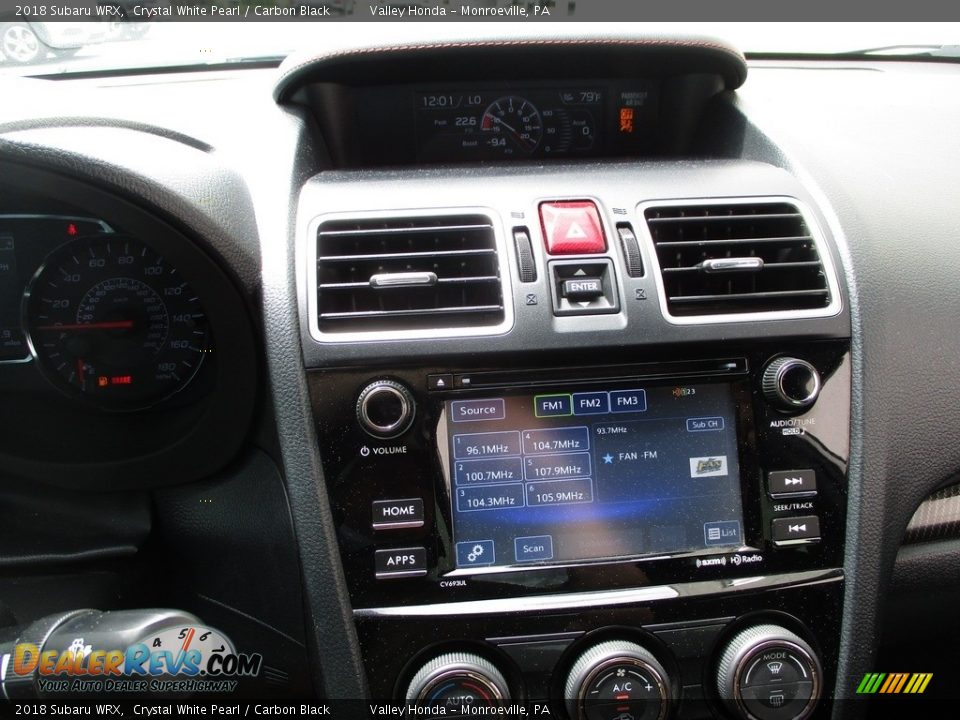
xmin=442 ymin=382 xmax=745 ymax=570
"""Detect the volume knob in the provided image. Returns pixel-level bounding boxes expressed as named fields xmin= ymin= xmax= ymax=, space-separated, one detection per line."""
xmin=762 ymin=358 xmax=821 ymax=412
xmin=357 ymin=380 xmax=415 ymax=439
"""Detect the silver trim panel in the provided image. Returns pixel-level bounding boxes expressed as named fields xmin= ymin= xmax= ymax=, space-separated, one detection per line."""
xmin=353 ymin=569 xmax=842 ymax=617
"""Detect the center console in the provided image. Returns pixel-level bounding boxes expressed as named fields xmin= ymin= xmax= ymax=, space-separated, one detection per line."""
xmin=310 ymin=343 xmax=848 ymax=720
xmin=283 ymin=36 xmax=851 ymax=720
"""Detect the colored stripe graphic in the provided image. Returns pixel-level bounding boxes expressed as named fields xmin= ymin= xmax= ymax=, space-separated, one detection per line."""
xmin=858 ymin=672 xmax=932 ymax=694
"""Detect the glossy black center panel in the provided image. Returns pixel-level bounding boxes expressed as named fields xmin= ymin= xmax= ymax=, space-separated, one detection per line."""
xmin=309 ymin=342 xmax=848 ymax=711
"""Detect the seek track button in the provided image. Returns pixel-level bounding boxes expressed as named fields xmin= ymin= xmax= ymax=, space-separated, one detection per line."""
xmin=768 ymin=469 xmax=817 ymax=497
xmin=771 ymin=515 xmax=821 ymax=545
xmin=372 ymin=498 xmax=425 ymax=530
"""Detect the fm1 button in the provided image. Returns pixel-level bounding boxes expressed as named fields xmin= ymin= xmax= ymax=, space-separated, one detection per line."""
xmin=375 ymin=547 xmax=427 ymax=579
xmin=372 ymin=498 xmax=424 ymax=530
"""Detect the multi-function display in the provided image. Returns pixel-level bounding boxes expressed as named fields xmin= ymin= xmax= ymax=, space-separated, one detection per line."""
xmin=443 ymin=382 xmax=745 ymax=570
xmin=414 ymin=82 xmax=657 ymax=162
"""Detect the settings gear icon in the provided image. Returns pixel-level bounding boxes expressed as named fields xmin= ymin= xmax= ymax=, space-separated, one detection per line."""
xmin=467 ymin=544 xmax=486 ymax=562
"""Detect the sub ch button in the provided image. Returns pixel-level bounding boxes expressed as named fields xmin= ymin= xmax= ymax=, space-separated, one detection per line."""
xmin=372 ymin=498 xmax=425 ymax=531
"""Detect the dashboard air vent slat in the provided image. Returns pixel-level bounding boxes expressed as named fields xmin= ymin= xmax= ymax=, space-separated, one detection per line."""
xmin=316 ymin=215 xmax=504 ymax=333
xmin=645 ymin=201 xmax=831 ymax=317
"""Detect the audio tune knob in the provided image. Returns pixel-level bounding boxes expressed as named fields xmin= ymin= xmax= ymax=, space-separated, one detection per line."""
xmin=356 ymin=380 xmax=415 ymax=439
xmin=762 ymin=358 xmax=821 ymax=412
xmin=565 ymin=640 xmax=671 ymax=720
xmin=405 ymin=652 xmax=509 ymax=710
xmin=716 ymin=624 xmax=822 ymax=720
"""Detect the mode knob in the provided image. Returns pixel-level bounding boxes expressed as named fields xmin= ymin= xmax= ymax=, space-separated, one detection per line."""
xmin=716 ymin=624 xmax=821 ymax=720
xmin=357 ymin=380 xmax=415 ymax=439
xmin=405 ymin=652 xmax=509 ymax=709
xmin=762 ymin=358 xmax=821 ymax=412
xmin=565 ymin=640 xmax=671 ymax=720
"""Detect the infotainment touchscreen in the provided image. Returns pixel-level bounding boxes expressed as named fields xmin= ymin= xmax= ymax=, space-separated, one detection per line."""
xmin=441 ymin=382 xmax=745 ymax=570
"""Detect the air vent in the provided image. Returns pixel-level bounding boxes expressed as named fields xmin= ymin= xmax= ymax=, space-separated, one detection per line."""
xmin=645 ymin=201 xmax=833 ymax=317
xmin=315 ymin=214 xmax=505 ymax=334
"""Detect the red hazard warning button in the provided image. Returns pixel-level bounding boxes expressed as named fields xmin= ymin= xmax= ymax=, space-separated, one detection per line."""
xmin=539 ymin=201 xmax=607 ymax=255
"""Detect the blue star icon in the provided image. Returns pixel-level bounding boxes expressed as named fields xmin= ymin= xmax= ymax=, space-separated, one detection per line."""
xmin=603 ymin=453 xmax=614 ymax=464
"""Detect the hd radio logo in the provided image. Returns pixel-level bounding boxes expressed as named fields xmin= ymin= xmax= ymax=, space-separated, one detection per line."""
xmin=857 ymin=672 xmax=933 ymax=695
xmin=6 ymin=624 xmax=262 ymax=694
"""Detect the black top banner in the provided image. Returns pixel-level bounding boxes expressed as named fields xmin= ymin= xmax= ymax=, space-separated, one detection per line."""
xmin=1 ymin=0 xmax=960 ymax=22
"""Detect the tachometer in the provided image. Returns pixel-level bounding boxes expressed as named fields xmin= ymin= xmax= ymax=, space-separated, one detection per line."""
xmin=23 ymin=235 xmax=208 ymax=410
xmin=480 ymin=96 xmax=543 ymax=156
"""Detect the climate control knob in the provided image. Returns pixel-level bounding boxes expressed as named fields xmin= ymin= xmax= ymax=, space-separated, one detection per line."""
xmin=565 ymin=640 xmax=670 ymax=720
xmin=716 ymin=624 xmax=821 ymax=720
xmin=356 ymin=379 xmax=415 ymax=439
xmin=762 ymin=358 xmax=821 ymax=412
xmin=405 ymin=652 xmax=509 ymax=710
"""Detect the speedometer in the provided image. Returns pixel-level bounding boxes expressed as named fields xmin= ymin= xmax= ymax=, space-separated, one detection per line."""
xmin=23 ymin=235 xmax=208 ymax=410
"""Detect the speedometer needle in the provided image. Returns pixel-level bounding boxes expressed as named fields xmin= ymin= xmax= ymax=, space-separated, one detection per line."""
xmin=36 ymin=321 xmax=135 ymax=331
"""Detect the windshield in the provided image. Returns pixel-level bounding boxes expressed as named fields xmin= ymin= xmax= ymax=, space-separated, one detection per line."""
xmin=0 ymin=17 xmax=958 ymax=75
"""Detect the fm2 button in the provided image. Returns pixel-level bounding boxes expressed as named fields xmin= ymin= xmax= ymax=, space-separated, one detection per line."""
xmin=374 ymin=547 xmax=427 ymax=579
xmin=372 ymin=498 xmax=424 ymax=531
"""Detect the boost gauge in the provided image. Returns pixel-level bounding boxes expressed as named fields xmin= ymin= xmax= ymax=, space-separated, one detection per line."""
xmin=480 ymin=95 xmax=543 ymax=155
xmin=24 ymin=235 xmax=209 ymax=410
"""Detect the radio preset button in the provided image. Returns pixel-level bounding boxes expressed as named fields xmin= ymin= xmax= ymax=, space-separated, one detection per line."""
xmin=771 ymin=515 xmax=821 ymax=545
xmin=768 ymin=470 xmax=817 ymax=498
xmin=374 ymin=547 xmax=427 ymax=579
xmin=372 ymin=498 xmax=424 ymax=530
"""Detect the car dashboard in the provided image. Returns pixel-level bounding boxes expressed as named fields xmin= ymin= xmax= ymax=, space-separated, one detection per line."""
xmin=0 ymin=28 xmax=959 ymax=720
